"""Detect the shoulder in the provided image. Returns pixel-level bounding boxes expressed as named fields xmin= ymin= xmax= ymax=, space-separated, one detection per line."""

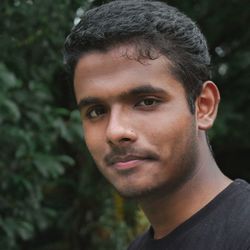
xmin=222 ymin=180 xmax=250 ymax=242
xmin=227 ymin=179 xmax=250 ymax=209
xmin=127 ymin=230 xmax=150 ymax=250
xmin=220 ymin=179 xmax=250 ymax=221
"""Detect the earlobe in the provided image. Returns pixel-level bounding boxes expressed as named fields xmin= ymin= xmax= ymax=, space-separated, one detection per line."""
xmin=196 ymin=81 xmax=220 ymax=130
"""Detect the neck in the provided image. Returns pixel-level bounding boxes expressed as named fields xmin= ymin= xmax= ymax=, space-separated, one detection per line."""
xmin=138 ymin=139 xmax=232 ymax=239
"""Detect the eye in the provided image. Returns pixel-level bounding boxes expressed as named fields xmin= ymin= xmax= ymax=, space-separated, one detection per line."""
xmin=136 ymin=98 xmax=160 ymax=107
xmin=87 ymin=105 xmax=106 ymax=119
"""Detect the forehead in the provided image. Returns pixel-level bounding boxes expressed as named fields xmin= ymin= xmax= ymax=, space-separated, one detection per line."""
xmin=73 ymin=45 xmax=184 ymax=101
xmin=74 ymin=45 xmax=172 ymax=77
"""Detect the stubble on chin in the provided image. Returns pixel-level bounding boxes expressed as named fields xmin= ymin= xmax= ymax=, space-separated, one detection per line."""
xmin=112 ymin=136 xmax=199 ymax=201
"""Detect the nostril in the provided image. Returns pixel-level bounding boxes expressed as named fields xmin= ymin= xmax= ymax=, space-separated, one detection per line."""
xmin=107 ymin=136 xmax=131 ymax=146
xmin=106 ymin=125 xmax=137 ymax=145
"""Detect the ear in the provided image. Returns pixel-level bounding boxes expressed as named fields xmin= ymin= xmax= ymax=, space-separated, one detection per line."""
xmin=196 ymin=81 xmax=220 ymax=130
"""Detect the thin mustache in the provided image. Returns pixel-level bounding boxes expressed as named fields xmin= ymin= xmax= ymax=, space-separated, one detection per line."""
xmin=104 ymin=147 xmax=159 ymax=166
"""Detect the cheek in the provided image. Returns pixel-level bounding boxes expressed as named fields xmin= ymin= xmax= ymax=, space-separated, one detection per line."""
xmin=83 ymin=125 xmax=105 ymax=159
xmin=145 ymin=114 xmax=194 ymax=153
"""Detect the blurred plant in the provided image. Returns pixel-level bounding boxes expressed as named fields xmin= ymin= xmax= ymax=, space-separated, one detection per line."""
xmin=0 ymin=63 xmax=80 ymax=249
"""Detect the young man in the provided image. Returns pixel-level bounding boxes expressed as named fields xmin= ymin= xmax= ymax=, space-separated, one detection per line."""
xmin=64 ymin=1 xmax=250 ymax=249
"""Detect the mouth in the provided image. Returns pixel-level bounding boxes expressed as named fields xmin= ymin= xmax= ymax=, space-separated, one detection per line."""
xmin=113 ymin=159 xmax=146 ymax=170
xmin=108 ymin=155 xmax=156 ymax=170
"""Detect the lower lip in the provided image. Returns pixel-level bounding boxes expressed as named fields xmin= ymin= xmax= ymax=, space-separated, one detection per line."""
xmin=113 ymin=159 xmax=145 ymax=170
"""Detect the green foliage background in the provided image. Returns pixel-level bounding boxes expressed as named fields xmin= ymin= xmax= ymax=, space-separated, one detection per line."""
xmin=0 ymin=0 xmax=249 ymax=249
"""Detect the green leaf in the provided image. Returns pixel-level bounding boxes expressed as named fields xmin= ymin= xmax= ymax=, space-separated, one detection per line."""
xmin=58 ymin=155 xmax=75 ymax=166
xmin=33 ymin=153 xmax=66 ymax=178
xmin=0 ymin=98 xmax=21 ymax=122
xmin=16 ymin=221 xmax=34 ymax=240
xmin=0 ymin=63 xmax=22 ymax=90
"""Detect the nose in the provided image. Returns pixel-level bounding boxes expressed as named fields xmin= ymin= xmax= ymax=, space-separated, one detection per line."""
xmin=106 ymin=107 xmax=137 ymax=146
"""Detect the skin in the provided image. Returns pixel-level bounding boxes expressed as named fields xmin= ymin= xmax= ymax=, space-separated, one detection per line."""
xmin=74 ymin=45 xmax=232 ymax=239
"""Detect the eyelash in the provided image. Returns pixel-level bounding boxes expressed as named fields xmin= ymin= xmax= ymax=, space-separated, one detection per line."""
xmin=84 ymin=97 xmax=161 ymax=120
xmin=135 ymin=97 xmax=161 ymax=107
xmin=86 ymin=105 xmax=106 ymax=119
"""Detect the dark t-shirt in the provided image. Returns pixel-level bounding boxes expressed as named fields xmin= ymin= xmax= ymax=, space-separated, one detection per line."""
xmin=128 ymin=179 xmax=250 ymax=250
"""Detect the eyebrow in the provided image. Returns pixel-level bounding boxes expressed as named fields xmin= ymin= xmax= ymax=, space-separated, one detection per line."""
xmin=78 ymin=96 xmax=103 ymax=110
xmin=77 ymin=84 xmax=167 ymax=110
xmin=122 ymin=84 xmax=167 ymax=97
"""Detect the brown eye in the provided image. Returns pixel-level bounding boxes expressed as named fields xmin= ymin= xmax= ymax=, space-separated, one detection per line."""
xmin=87 ymin=106 xmax=106 ymax=119
xmin=137 ymin=98 xmax=160 ymax=107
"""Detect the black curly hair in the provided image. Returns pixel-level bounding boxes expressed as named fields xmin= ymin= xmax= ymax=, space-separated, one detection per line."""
xmin=64 ymin=0 xmax=211 ymax=113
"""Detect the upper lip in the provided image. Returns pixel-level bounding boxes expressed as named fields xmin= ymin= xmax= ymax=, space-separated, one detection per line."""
xmin=109 ymin=155 xmax=151 ymax=165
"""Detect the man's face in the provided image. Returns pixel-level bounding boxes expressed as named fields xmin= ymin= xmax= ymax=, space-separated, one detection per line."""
xmin=74 ymin=46 xmax=200 ymax=199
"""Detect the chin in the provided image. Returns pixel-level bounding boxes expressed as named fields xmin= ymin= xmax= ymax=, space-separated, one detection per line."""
xmin=116 ymin=189 xmax=149 ymax=200
xmin=114 ymin=183 xmax=165 ymax=200
xmin=114 ymin=176 xmax=192 ymax=200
